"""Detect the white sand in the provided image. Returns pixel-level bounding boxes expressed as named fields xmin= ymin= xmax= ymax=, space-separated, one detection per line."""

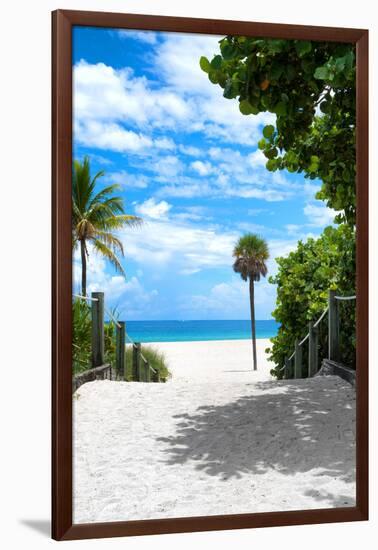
xmin=73 ymin=339 xmax=356 ymax=523
xmin=150 ymin=338 xmax=275 ymax=383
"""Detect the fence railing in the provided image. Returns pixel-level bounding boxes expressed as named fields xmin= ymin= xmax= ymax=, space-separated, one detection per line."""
xmin=73 ymin=291 xmax=159 ymax=386
xmin=281 ymin=289 xmax=356 ymax=380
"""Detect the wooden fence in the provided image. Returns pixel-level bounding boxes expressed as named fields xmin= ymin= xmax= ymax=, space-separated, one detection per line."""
xmin=73 ymin=291 xmax=159 ymax=391
xmin=281 ymin=289 xmax=356 ymax=380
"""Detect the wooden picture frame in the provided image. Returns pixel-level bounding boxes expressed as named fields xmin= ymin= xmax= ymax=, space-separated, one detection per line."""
xmin=52 ymin=9 xmax=368 ymax=541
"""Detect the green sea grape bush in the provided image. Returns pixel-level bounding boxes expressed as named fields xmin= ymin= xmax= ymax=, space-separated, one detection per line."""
xmin=267 ymin=225 xmax=356 ymax=379
xmin=200 ymin=38 xmax=356 ymax=224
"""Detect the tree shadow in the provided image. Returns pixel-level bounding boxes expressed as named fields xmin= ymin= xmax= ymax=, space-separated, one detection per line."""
xmin=156 ymin=379 xmax=355 ymax=485
xmin=302 ymin=489 xmax=355 ymax=508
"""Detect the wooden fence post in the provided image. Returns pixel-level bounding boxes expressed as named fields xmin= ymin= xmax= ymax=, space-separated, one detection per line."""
xmin=116 ymin=321 xmax=125 ymax=380
xmin=153 ymin=368 xmax=160 ymax=383
xmin=294 ymin=339 xmax=302 ymax=378
xmin=133 ymin=343 xmax=141 ymax=381
xmin=146 ymin=361 xmax=151 ymax=383
xmin=328 ymin=289 xmax=340 ymax=361
xmin=132 ymin=343 xmax=138 ymax=380
xmin=91 ymin=292 xmax=104 ymax=368
xmin=124 ymin=324 xmax=128 ymax=381
xmin=308 ymin=321 xmax=319 ymax=377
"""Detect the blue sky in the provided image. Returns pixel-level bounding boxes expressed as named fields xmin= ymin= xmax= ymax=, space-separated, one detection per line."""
xmin=72 ymin=27 xmax=335 ymax=320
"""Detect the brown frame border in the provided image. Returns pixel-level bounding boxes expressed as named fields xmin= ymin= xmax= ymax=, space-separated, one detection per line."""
xmin=52 ymin=9 xmax=369 ymax=541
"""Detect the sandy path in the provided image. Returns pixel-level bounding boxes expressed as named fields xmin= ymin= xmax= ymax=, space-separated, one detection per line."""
xmin=73 ymin=341 xmax=355 ymax=523
xmin=149 ymin=338 xmax=275 ymax=383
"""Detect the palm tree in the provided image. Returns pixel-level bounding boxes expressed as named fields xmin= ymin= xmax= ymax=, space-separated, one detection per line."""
xmin=72 ymin=156 xmax=141 ymax=296
xmin=233 ymin=234 xmax=269 ymax=371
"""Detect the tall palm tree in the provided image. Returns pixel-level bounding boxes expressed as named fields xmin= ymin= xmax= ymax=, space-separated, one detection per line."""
xmin=72 ymin=156 xmax=141 ymax=296
xmin=233 ymin=234 xmax=269 ymax=371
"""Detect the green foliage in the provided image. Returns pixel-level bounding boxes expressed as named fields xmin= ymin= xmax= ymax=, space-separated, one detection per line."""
xmin=267 ymin=225 xmax=356 ymax=378
xmin=72 ymin=300 xmax=171 ymax=383
xmin=200 ymin=38 xmax=356 ymax=225
xmin=72 ymin=299 xmax=92 ymax=374
xmin=72 ymin=299 xmax=118 ymax=375
xmin=124 ymin=345 xmax=171 ymax=382
xmin=233 ymin=233 xmax=269 ymax=282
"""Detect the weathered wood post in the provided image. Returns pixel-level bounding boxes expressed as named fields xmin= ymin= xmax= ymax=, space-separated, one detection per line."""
xmin=133 ymin=343 xmax=142 ymax=381
xmin=146 ymin=361 xmax=151 ymax=383
xmin=116 ymin=321 xmax=125 ymax=380
xmin=153 ymin=367 xmax=160 ymax=383
xmin=328 ymin=289 xmax=339 ymax=361
xmin=294 ymin=339 xmax=302 ymax=378
xmin=123 ymin=324 xmax=128 ymax=381
xmin=132 ymin=343 xmax=137 ymax=380
xmin=141 ymin=357 xmax=146 ymax=381
xmin=308 ymin=321 xmax=319 ymax=377
xmin=91 ymin=292 xmax=104 ymax=368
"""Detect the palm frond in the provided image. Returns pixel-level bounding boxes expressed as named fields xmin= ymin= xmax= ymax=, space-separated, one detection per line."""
xmin=92 ymin=239 xmax=126 ymax=276
xmin=72 ymin=156 xmax=143 ymax=287
xmin=233 ymin=233 xmax=269 ymax=281
xmin=93 ymin=230 xmax=124 ymax=255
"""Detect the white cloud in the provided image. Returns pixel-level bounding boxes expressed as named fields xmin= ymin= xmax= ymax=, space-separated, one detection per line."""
xmin=73 ymin=60 xmax=191 ymax=141
xmin=173 ymin=206 xmax=209 ymax=222
xmin=135 ymin=198 xmax=172 ymax=219
xmin=75 ymin=120 xmax=153 ymax=153
xmin=117 ymin=30 xmax=159 ymax=44
xmin=304 ymin=202 xmax=336 ymax=227
xmin=191 ymin=160 xmax=215 ymax=176
xmin=183 ymin=277 xmax=250 ymax=318
xmin=73 ymin=247 xmax=158 ymax=314
xmin=224 ymin=186 xmax=290 ymax=202
xmin=152 ymin=34 xmax=221 ymax=94
xmin=285 ymin=224 xmax=302 ymax=236
xmin=155 ymin=137 xmax=176 ymax=150
xmin=120 ymin=218 xmax=238 ymax=275
xmin=156 ymin=180 xmax=214 ymax=199
xmin=104 ymin=170 xmax=150 ymax=189
xmin=247 ymin=149 xmax=267 ymax=168
xmin=178 ymin=144 xmax=203 ymax=157
xmin=73 ymin=42 xmax=274 ymax=152
xmin=153 ymin=155 xmax=184 ymax=178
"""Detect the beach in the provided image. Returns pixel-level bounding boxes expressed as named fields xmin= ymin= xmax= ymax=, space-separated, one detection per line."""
xmin=149 ymin=338 xmax=275 ymax=382
xmin=73 ymin=338 xmax=356 ymax=523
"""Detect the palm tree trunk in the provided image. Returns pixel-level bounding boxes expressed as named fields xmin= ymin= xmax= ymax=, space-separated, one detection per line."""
xmin=80 ymin=239 xmax=87 ymax=296
xmin=249 ymin=277 xmax=257 ymax=371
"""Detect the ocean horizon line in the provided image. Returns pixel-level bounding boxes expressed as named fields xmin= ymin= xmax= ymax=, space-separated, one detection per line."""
xmin=118 ymin=319 xmax=279 ymax=343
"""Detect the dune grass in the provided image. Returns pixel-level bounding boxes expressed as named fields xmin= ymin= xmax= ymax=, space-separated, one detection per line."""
xmin=124 ymin=345 xmax=171 ymax=382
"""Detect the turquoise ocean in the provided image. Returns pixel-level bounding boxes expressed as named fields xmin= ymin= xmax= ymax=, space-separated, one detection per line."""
xmin=125 ymin=320 xmax=279 ymax=343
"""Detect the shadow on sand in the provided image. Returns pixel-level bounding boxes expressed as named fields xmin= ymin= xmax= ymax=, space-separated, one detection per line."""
xmin=157 ymin=379 xmax=355 ymax=492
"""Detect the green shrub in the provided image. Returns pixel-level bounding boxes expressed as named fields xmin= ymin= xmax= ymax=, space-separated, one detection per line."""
xmin=72 ymin=299 xmax=91 ymax=375
xmin=268 ymin=224 xmax=356 ymax=378
xmin=124 ymin=345 xmax=171 ymax=382
xmin=72 ymin=299 xmax=118 ymax=375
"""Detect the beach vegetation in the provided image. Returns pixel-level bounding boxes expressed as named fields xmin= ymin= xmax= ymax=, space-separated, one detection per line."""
xmin=72 ymin=298 xmax=119 ymax=375
xmin=267 ymin=225 xmax=356 ymax=378
xmin=233 ymin=234 xmax=269 ymax=370
xmin=125 ymin=345 xmax=171 ymax=382
xmin=201 ymin=38 xmax=356 ymax=377
xmin=200 ymin=38 xmax=356 ymax=226
xmin=72 ymin=156 xmax=142 ymax=296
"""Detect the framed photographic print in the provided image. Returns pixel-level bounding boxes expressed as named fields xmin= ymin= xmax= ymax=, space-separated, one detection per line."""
xmin=52 ymin=9 xmax=368 ymax=541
